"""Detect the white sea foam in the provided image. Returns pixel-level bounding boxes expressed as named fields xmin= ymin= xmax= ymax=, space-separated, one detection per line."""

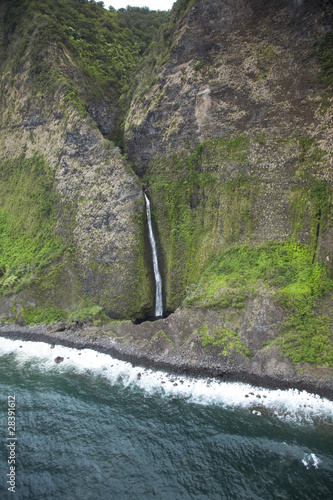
xmin=302 ymin=453 xmax=321 ymax=469
xmin=1 ymin=336 xmax=333 ymax=424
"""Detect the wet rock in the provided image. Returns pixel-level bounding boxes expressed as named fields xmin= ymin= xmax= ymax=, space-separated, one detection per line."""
xmin=54 ymin=356 xmax=64 ymax=364
xmin=49 ymin=323 xmax=67 ymax=333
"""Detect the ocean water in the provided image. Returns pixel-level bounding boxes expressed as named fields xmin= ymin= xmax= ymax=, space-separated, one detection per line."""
xmin=0 ymin=338 xmax=333 ymax=499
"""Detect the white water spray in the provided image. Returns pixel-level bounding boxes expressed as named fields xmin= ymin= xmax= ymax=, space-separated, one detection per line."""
xmin=144 ymin=192 xmax=163 ymax=317
xmin=1 ymin=337 xmax=333 ymax=427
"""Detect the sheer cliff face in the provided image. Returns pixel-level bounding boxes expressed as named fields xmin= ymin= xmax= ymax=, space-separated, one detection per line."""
xmin=126 ymin=0 xmax=332 ymax=164
xmin=0 ymin=0 xmax=332 ymax=327
xmin=0 ymin=6 xmax=152 ymax=319
xmin=125 ymin=0 xmax=333 ymax=310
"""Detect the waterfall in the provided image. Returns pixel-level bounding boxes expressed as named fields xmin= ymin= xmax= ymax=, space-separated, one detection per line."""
xmin=144 ymin=193 xmax=163 ymax=318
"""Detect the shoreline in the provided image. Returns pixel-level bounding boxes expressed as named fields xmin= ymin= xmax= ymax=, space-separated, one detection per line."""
xmin=1 ymin=317 xmax=333 ymax=401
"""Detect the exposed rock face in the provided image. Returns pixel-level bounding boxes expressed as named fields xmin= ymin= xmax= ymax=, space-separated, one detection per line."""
xmin=125 ymin=0 xmax=333 ymax=310
xmin=86 ymin=99 xmax=117 ymax=137
xmin=126 ymin=0 xmax=332 ymax=168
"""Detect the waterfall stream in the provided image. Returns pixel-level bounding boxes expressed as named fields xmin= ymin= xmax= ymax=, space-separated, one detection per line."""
xmin=144 ymin=192 xmax=163 ymax=317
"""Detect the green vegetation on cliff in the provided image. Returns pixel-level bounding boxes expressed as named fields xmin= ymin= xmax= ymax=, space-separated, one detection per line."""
xmin=145 ymin=135 xmax=255 ymax=310
xmin=0 ymin=0 xmax=168 ymax=145
xmin=186 ymin=241 xmax=333 ymax=366
xmin=21 ymin=306 xmax=66 ymax=326
xmin=317 ymin=30 xmax=333 ymax=88
xmin=198 ymin=324 xmax=251 ymax=358
xmin=21 ymin=304 xmax=109 ymax=326
xmin=144 ymin=129 xmax=332 ymax=319
xmin=0 ymin=0 xmax=332 ymax=382
xmin=124 ymin=0 xmax=198 ymax=106
xmin=0 ymin=154 xmax=65 ymax=295
xmin=1 ymin=0 xmax=166 ymax=94
xmin=0 ymin=0 xmax=159 ymax=320
xmin=142 ymin=127 xmax=333 ymax=367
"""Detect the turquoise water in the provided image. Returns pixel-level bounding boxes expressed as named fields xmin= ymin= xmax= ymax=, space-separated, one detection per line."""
xmin=0 ymin=338 xmax=333 ymax=499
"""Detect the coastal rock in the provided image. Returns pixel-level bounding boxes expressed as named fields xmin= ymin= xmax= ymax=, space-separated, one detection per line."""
xmin=1 ymin=316 xmax=332 ymax=399
xmin=49 ymin=323 xmax=67 ymax=333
